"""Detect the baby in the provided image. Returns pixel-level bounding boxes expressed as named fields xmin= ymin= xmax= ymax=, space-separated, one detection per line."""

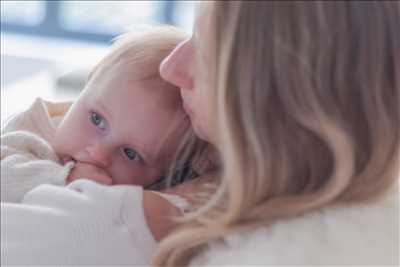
xmin=1 ymin=26 xmax=200 ymax=203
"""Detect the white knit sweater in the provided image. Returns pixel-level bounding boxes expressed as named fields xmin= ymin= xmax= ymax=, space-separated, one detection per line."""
xmin=1 ymin=179 xmax=157 ymax=266
xmin=1 ymin=98 xmax=73 ymax=203
xmin=190 ymin=186 xmax=399 ymax=266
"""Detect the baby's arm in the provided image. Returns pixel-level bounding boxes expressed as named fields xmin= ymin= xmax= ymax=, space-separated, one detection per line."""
xmin=66 ymin=161 xmax=113 ymax=186
xmin=143 ymin=191 xmax=182 ymax=241
xmin=162 ymin=174 xmax=216 ymax=201
xmin=143 ymin=175 xmax=216 ymax=241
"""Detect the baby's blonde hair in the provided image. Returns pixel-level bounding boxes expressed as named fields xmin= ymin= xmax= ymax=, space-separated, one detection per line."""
xmin=88 ymin=25 xmax=187 ymax=92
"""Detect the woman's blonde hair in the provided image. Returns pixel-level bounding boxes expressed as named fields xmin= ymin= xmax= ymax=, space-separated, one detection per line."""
xmin=154 ymin=1 xmax=400 ymax=266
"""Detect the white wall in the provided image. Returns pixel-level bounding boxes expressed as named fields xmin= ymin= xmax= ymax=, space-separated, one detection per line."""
xmin=1 ymin=33 xmax=109 ymax=123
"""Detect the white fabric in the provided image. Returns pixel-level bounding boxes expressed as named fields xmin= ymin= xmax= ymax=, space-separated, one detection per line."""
xmin=190 ymin=186 xmax=399 ymax=266
xmin=1 ymin=179 xmax=156 ymax=266
xmin=1 ymin=98 xmax=74 ymax=203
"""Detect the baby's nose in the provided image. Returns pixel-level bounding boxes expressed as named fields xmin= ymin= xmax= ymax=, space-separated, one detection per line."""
xmin=86 ymin=144 xmax=111 ymax=168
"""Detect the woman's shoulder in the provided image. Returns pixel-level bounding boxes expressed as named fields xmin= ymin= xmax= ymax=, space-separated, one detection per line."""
xmin=190 ymin=189 xmax=399 ymax=266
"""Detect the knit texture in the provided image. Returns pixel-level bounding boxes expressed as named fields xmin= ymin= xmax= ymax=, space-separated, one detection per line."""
xmin=1 ymin=98 xmax=74 ymax=203
xmin=190 ymin=186 xmax=399 ymax=266
xmin=1 ymin=179 xmax=157 ymax=265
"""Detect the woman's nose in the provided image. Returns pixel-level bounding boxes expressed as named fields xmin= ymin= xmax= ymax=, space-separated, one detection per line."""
xmin=160 ymin=39 xmax=194 ymax=90
xmin=86 ymin=144 xmax=111 ymax=169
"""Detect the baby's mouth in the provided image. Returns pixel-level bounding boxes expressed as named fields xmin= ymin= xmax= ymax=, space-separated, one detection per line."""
xmin=72 ymin=156 xmax=113 ymax=177
xmin=60 ymin=155 xmax=75 ymax=165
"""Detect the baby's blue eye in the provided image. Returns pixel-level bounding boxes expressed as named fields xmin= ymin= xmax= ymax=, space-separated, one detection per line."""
xmin=124 ymin=148 xmax=143 ymax=162
xmin=91 ymin=112 xmax=106 ymax=130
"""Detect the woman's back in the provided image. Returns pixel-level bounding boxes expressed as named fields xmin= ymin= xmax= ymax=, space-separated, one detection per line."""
xmin=190 ymin=187 xmax=398 ymax=265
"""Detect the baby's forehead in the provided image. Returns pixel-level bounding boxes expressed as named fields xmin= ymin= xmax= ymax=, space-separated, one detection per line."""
xmin=136 ymin=80 xmax=182 ymax=111
xmin=97 ymin=60 xmax=182 ymax=109
xmin=96 ymin=45 xmax=162 ymax=80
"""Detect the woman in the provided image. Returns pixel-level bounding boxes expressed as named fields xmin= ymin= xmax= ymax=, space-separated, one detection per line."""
xmin=156 ymin=1 xmax=399 ymax=266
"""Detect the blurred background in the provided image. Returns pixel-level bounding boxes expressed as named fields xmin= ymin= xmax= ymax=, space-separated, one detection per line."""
xmin=1 ymin=0 xmax=198 ymax=123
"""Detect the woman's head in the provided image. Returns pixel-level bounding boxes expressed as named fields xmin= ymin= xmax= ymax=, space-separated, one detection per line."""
xmin=160 ymin=4 xmax=217 ymax=143
xmin=157 ymin=1 xmax=399 ymax=265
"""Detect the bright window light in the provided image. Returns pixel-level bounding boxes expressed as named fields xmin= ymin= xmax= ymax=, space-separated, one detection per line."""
xmin=0 ymin=1 xmax=45 ymax=26
xmin=60 ymin=1 xmax=160 ymax=34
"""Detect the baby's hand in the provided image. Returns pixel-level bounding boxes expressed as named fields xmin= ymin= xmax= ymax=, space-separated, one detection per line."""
xmin=66 ymin=162 xmax=113 ymax=186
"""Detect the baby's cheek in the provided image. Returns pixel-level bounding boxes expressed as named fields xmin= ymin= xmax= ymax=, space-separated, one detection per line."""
xmin=144 ymin=174 xmax=163 ymax=188
xmin=139 ymin=167 xmax=164 ymax=187
xmin=56 ymin=115 xmax=93 ymax=157
xmin=53 ymin=133 xmax=76 ymax=159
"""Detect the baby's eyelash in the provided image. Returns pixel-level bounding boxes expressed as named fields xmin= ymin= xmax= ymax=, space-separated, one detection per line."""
xmin=123 ymin=147 xmax=143 ymax=163
xmin=90 ymin=111 xmax=107 ymax=130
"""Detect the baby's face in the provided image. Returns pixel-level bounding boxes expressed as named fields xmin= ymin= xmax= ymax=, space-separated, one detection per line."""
xmin=53 ymin=64 xmax=188 ymax=187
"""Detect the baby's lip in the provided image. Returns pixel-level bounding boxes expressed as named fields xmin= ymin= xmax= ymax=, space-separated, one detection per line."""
xmin=73 ymin=157 xmax=113 ymax=177
xmin=74 ymin=156 xmax=106 ymax=170
xmin=60 ymin=155 xmax=74 ymax=164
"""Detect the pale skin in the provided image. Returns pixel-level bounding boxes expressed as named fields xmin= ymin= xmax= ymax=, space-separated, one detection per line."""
xmin=144 ymin=174 xmax=216 ymax=241
xmin=66 ymin=161 xmax=113 ymax=185
xmin=144 ymin=5 xmax=218 ymax=240
xmin=52 ymin=59 xmax=194 ymax=241
xmin=53 ymin=61 xmax=189 ymax=188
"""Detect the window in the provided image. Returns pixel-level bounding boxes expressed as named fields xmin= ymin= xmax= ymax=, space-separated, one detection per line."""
xmin=171 ymin=1 xmax=197 ymax=33
xmin=60 ymin=1 xmax=159 ymax=34
xmin=1 ymin=1 xmax=45 ymax=26
xmin=1 ymin=1 xmax=198 ymax=43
